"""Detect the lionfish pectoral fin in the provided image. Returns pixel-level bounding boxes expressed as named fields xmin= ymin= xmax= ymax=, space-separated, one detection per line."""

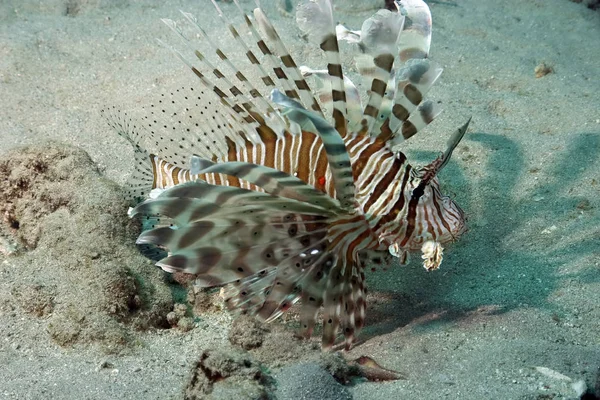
xmin=319 ymin=253 xmax=368 ymax=351
xmin=131 ymin=212 xmax=178 ymax=262
xmin=187 ymin=158 xmax=342 ymax=209
xmin=129 ymin=180 xmax=336 ymax=285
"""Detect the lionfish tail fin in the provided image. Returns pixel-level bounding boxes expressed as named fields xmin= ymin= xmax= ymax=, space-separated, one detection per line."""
xmin=100 ymin=106 xmax=154 ymax=202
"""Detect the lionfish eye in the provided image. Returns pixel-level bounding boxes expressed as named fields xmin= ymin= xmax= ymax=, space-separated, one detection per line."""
xmin=412 ymin=184 xmax=425 ymax=199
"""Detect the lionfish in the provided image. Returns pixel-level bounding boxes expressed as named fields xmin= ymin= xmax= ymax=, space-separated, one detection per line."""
xmin=103 ymin=0 xmax=469 ymax=350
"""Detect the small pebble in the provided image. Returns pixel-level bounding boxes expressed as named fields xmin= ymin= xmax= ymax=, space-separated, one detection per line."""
xmin=534 ymin=63 xmax=553 ymax=78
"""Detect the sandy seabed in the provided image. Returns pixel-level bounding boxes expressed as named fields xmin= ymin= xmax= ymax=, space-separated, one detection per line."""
xmin=1 ymin=0 xmax=599 ymax=399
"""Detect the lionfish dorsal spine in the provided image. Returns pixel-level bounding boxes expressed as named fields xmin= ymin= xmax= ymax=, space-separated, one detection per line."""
xmin=214 ymin=0 xmax=276 ymax=93
xmin=181 ymin=9 xmax=284 ymax=129
xmin=235 ymin=3 xmax=302 ymax=106
xmin=396 ymin=0 xmax=433 ymax=61
xmin=355 ymin=9 xmax=405 ymax=135
xmin=251 ymin=6 xmax=323 ymax=115
xmin=385 ymin=59 xmax=444 ymax=145
xmin=296 ymin=0 xmax=348 ymax=138
xmin=161 ymin=18 xmax=279 ymax=145
xmin=156 ymin=33 xmax=259 ymax=148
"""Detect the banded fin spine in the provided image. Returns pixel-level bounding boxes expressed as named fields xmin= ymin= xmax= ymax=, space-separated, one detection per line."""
xmin=180 ymin=8 xmax=286 ymax=133
xmin=395 ymin=0 xmax=433 ymax=61
xmin=296 ymin=0 xmax=348 ymax=137
xmin=383 ymin=59 xmax=443 ymax=145
xmin=253 ymin=7 xmax=323 ymax=114
xmin=159 ymin=19 xmax=276 ymax=145
xmin=233 ymin=0 xmax=304 ymax=108
xmin=299 ymin=66 xmax=363 ymax=131
xmin=356 ymin=10 xmax=405 ymax=135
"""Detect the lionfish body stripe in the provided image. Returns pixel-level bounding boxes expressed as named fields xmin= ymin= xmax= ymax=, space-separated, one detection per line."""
xmin=104 ymin=0 xmax=469 ymax=350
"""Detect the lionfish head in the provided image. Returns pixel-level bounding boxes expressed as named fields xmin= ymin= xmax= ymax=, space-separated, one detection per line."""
xmin=408 ymin=172 xmax=466 ymax=249
xmin=383 ymin=118 xmax=470 ymax=251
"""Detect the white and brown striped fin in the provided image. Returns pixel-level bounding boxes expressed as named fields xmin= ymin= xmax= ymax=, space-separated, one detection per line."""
xmin=395 ymin=0 xmax=433 ymax=61
xmin=382 ymin=59 xmax=443 ymax=145
xmin=322 ymin=212 xmax=376 ymax=350
xmin=330 ymin=260 xmax=367 ymax=351
xmin=355 ymin=9 xmax=405 ymax=135
xmin=299 ymin=66 xmax=363 ymax=131
xmin=232 ymin=2 xmax=302 ymax=113
xmin=130 ymin=186 xmax=334 ymax=288
xmin=180 ymin=8 xmax=286 ymax=134
xmin=253 ymin=6 xmax=323 ymax=115
xmin=156 ymin=39 xmax=260 ymax=145
xmin=214 ymin=1 xmax=277 ymax=94
xmin=222 ymin=267 xmax=278 ymax=316
xmin=296 ymin=0 xmax=348 ymax=137
xmin=189 ymin=156 xmax=341 ymax=210
xmin=208 ymin=1 xmax=288 ymax=133
xmin=160 ymin=19 xmax=276 ymax=145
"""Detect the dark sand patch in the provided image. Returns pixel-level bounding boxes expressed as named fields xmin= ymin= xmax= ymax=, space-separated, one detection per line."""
xmin=183 ymin=347 xmax=274 ymax=400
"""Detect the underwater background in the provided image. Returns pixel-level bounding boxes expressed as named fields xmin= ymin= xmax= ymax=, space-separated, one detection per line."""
xmin=1 ymin=0 xmax=599 ymax=398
